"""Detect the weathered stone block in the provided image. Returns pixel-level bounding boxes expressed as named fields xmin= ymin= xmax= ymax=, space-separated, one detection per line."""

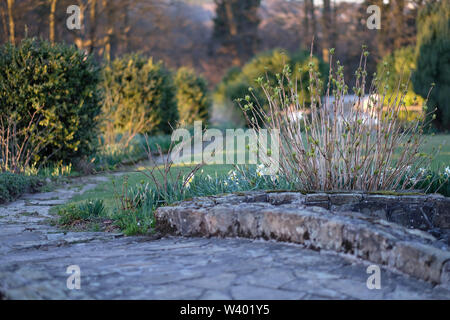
xmin=433 ymin=198 xmax=450 ymax=229
xmin=267 ymin=192 xmax=304 ymax=205
xmin=155 ymin=191 xmax=450 ymax=284
xmin=305 ymin=193 xmax=329 ymax=209
xmin=329 ymin=193 xmax=363 ymax=206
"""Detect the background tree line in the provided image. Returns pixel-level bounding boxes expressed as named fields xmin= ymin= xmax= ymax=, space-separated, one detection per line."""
xmin=0 ymin=0 xmax=432 ymax=85
xmin=1 ymin=0 xmax=448 ymax=130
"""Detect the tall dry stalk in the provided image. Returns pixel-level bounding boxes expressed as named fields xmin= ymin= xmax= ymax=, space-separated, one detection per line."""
xmin=0 ymin=107 xmax=54 ymax=174
xmin=238 ymin=46 xmax=436 ymax=192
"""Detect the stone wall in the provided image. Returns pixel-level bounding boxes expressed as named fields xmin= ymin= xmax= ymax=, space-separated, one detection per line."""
xmin=155 ymin=191 xmax=450 ymax=286
xmin=303 ymin=192 xmax=450 ymax=230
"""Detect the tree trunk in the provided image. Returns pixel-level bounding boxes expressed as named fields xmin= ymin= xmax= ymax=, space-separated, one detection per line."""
xmin=224 ymin=1 xmax=237 ymax=36
xmin=309 ymin=0 xmax=317 ymax=54
xmin=49 ymin=0 xmax=58 ymax=43
xmin=88 ymin=0 xmax=97 ymax=53
xmin=393 ymin=0 xmax=405 ymax=49
xmin=74 ymin=0 xmax=86 ymax=51
xmin=303 ymin=0 xmax=310 ymax=46
xmin=322 ymin=0 xmax=331 ymax=62
xmin=7 ymin=0 xmax=14 ymax=44
xmin=0 ymin=4 xmax=8 ymax=42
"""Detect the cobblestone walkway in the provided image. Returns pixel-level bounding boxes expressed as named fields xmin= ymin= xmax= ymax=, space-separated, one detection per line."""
xmin=1 ymin=177 xmax=449 ymax=299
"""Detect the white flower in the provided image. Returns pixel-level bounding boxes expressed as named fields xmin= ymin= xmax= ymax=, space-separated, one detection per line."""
xmin=444 ymin=166 xmax=450 ymax=176
xmin=256 ymin=163 xmax=266 ymax=177
xmin=228 ymin=170 xmax=238 ymax=181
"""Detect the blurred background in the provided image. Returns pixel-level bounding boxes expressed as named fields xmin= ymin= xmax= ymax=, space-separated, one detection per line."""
xmin=3 ymin=0 xmax=447 ymax=128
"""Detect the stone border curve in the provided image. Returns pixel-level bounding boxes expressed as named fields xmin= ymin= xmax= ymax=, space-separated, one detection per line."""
xmin=155 ymin=191 xmax=450 ymax=285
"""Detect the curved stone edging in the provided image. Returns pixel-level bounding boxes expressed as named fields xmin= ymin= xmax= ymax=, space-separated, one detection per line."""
xmin=155 ymin=191 xmax=450 ymax=285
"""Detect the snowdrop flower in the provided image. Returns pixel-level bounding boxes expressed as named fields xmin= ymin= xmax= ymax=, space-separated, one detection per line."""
xmin=228 ymin=170 xmax=238 ymax=181
xmin=444 ymin=166 xmax=450 ymax=176
xmin=256 ymin=163 xmax=266 ymax=177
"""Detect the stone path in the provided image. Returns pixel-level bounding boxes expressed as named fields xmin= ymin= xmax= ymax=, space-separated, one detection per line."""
xmin=1 ymin=176 xmax=450 ymax=299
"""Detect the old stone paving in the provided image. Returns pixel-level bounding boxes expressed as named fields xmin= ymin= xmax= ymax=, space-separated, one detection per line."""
xmin=1 ymin=176 xmax=450 ymax=299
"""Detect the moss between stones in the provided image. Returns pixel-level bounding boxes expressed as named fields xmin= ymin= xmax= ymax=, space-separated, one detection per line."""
xmin=265 ymin=189 xmax=426 ymax=196
xmin=367 ymin=190 xmax=425 ymax=196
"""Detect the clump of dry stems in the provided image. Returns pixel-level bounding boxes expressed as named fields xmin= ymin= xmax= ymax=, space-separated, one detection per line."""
xmin=239 ymin=46 xmax=436 ymax=192
xmin=0 ymin=107 xmax=54 ymax=174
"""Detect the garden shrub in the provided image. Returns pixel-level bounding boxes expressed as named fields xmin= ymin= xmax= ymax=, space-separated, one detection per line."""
xmin=100 ymin=54 xmax=178 ymax=138
xmin=174 ymin=67 xmax=211 ymax=125
xmin=0 ymin=38 xmax=102 ymax=165
xmin=0 ymin=172 xmax=43 ymax=203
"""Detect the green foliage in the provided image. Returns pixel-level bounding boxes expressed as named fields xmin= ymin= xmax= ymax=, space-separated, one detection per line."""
xmin=412 ymin=1 xmax=450 ymax=131
xmin=215 ymin=49 xmax=328 ymax=124
xmin=112 ymin=200 xmax=156 ymax=236
xmin=174 ymin=67 xmax=211 ymax=125
xmin=100 ymin=54 xmax=178 ymax=136
xmin=57 ymin=199 xmax=105 ymax=228
xmin=377 ymin=46 xmax=424 ymax=107
xmin=78 ymin=199 xmax=105 ymax=217
xmin=0 ymin=38 xmax=102 ymax=164
xmin=0 ymin=172 xmax=43 ymax=203
xmin=410 ymin=167 xmax=450 ymax=197
xmin=110 ymin=177 xmax=158 ymax=236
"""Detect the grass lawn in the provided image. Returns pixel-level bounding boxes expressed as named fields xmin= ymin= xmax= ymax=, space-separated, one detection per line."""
xmin=421 ymin=134 xmax=450 ymax=170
